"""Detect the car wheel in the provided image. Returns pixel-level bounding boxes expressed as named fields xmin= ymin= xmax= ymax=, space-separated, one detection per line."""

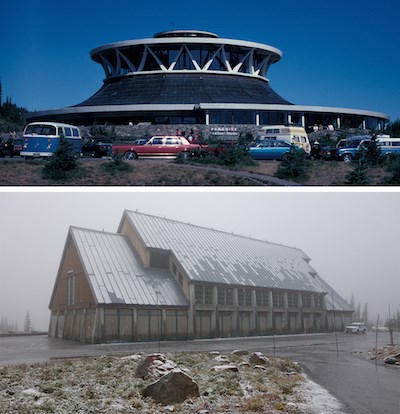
xmin=123 ymin=151 xmax=137 ymax=160
xmin=342 ymin=154 xmax=353 ymax=163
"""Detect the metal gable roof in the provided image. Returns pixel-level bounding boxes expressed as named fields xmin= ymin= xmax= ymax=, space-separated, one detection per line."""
xmin=70 ymin=226 xmax=188 ymax=307
xmin=123 ymin=211 xmax=325 ymax=293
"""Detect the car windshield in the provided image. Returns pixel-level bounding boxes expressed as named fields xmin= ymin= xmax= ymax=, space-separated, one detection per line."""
xmin=345 ymin=139 xmax=363 ymax=147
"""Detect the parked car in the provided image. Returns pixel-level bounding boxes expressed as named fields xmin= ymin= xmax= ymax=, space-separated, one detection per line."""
xmin=112 ymin=136 xmax=200 ymax=159
xmin=370 ymin=325 xmax=389 ymax=332
xmin=248 ymin=139 xmax=305 ymax=160
xmin=0 ymin=138 xmax=24 ymax=157
xmin=81 ymin=137 xmax=113 ymax=158
xmin=384 ymin=353 xmax=400 ymax=365
xmin=344 ymin=322 xmax=367 ymax=334
xmin=257 ymin=125 xmax=311 ymax=154
xmin=310 ymin=141 xmax=333 ymax=160
xmin=329 ymin=136 xmax=371 ymax=163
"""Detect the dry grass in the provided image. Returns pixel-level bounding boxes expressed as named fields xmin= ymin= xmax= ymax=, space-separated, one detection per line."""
xmin=0 ymin=159 xmax=258 ymax=186
xmin=0 ymin=351 xmax=308 ymax=414
xmin=0 ymin=158 xmax=393 ymax=186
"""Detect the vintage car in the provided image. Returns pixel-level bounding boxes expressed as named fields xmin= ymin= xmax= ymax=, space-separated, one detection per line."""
xmin=0 ymin=138 xmax=24 ymax=157
xmin=344 ymin=322 xmax=367 ymax=334
xmin=370 ymin=325 xmax=389 ymax=332
xmin=248 ymin=139 xmax=305 ymax=160
xmin=112 ymin=136 xmax=200 ymax=159
xmin=81 ymin=137 xmax=113 ymax=158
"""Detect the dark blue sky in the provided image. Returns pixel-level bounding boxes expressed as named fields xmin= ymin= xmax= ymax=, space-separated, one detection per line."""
xmin=2 ymin=0 xmax=399 ymax=121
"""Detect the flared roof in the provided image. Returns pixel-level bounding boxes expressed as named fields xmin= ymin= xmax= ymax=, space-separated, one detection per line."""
xmin=74 ymin=73 xmax=292 ymax=107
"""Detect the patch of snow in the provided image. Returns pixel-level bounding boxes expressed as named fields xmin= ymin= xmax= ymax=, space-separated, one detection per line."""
xmin=22 ymin=388 xmax=43 ymax=397
xmin=299 ymin=376 xmax=345 ymax=414
xmin=120 ymin=353 xmax=142 ymax=361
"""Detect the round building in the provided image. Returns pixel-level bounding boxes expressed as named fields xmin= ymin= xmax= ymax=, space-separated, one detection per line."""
xmin=28 ymin=30 xmax=389 ymax=130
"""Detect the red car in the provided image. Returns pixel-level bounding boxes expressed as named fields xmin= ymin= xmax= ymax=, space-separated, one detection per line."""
xmin=112 ymin=136 xmax=200 ymax=160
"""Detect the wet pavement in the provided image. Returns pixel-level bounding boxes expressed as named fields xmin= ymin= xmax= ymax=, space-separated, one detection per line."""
xmin=0 ymin=332 xmax=398 ymax=413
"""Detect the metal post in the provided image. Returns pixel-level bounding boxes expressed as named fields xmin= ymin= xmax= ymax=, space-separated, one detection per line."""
xmin=375 ymin=314 xmax=379 ymax=365
xmin=331 ymin=291 xmax=339 ymax=356
xmin=388 ymin=304 xmax=394 ymax=346
xmin=156 ymin=289 xmax=161 ymax=353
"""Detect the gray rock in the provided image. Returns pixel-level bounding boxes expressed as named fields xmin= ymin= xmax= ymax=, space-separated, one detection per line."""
xmin=143 ymin=369 xmax=200 ymax=405
xmin=210 ymin=365 xmax=239 ymax=372
xmin=231 ymin=349 xmax=249 ymax=356
xmin=135 ymin=353 xmax=176 ymax=379
xmin=249 ymin=352 xmax=270 ymax=366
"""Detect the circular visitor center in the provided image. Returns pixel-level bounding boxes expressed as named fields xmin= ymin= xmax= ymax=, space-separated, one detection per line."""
xmin=28 ymin=30 xmax=389 ymax=130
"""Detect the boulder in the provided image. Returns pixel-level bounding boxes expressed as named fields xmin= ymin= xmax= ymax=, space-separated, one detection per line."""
xmin=231 ymin=349 xmax=249 ymax=356
xmin=142 ymin=368 xmax=200 ymax=405
xmin=249 ymin=352 xmax=270 ymax=366
xmin=135 ymin=353 xmax=176 ymax=379
xmin=210 ymin=364 xmax=239 ymax=373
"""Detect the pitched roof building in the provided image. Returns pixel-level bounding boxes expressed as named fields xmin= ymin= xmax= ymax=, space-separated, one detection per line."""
xmin=49 ymin=210 xmax=353 ymax=343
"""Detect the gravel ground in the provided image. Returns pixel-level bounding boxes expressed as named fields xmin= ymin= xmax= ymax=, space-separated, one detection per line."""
xmin=0 ymin=350 xmax=342 ymax=414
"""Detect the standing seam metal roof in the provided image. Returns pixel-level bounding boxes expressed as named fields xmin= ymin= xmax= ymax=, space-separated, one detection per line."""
xmin=70 ymin=226 xmax=188 ymax=307
xmin=123 ymin=211 xmax=325 ymax=293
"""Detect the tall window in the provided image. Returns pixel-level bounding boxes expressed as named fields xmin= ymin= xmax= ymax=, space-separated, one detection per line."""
xmin=272 ymin=291 xmax=284 ymax=308
xmin=67 ymin=276 xmax=75 ymax=306
xmin=287 ymin=292 xmax=299 ymax=308
xmin=314 ymin=294 xmax=324 ymax=309
xmin=238 ymin=288 xmax=252 ymax=306
xmin=195 ymin=285 xmax=213 ymax=305
xmin=218 ymin=287 xmax=233 ymax=305
xmin=302 ymin=293 xmax=312 ymax=308
xmin=256 ymin=290 xmax=269 ymax=307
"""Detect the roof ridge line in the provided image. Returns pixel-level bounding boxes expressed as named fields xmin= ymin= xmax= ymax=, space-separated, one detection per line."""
xmin=125 ymin=209 xmax=302 ymax=251
xmin=70 ymin=225 xmax=119 ymax=237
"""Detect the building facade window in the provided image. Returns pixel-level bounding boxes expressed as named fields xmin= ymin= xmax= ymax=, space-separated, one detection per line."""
xmin=67 ymin=275 xmax=75 ymax=306
xmin=238 ymin=288 xmax=252 ymax=306
xmin=287 ymin=292 xmax=299 ymax=308
xmin=149 ymin=249 xmax=169 ymax=269
xmin=314 ymin=294 xmax=324 ymax=309
xmin=302 ymin=293 xmax=312 ymax=308
xmin=209 ymin=110 xmax=256 ymax=125
xmin=195 ymin=285 xmax=213 ymax=305
xmin=272 ymin=291 xmax=284 ymax=308
xmin=256 ymin=290 xmax=269 ymax=307
xmin=218 ymin=287 xmax=233 ymax=305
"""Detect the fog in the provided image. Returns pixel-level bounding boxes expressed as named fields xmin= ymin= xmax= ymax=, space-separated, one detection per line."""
xmin=1 ymin=190 xmax=399 ymax=331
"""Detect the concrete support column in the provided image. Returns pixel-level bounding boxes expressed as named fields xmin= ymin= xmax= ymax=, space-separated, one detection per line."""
xmin=255 ymin=112 xmax=260 ymax=126
xmin=268 ymin=291 xmax=273 ymax=332
xmin=287 ymin=113 xmax=292 ymax=125
xmin=283 ymin=292 xmax=289 ymax=332
xmin=211 ymin=286 xmax=218 ymax=337
xmin=251 ymin=289 xmax=257 ymax=334
xmin=161 ymin=309 xmax=167 ymax=340
xmin=301 ymin=114 xmax=306 ymax=128
xmin=336 ymin=117 xmax=341 ymax=129
xmin=205 ymin=111 xmax=210 ymax=125
xmin=133 ymin=308 xmax=138 ymax=341
xmin=233 ymin=288 xmax=239 ymax=336
xmin=188 ymin=285 xmax=195 ymax=338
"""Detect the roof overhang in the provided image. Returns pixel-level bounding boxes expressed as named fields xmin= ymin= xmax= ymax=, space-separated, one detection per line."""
xmin=90 ymin=37 xmax=283 ymax=60
xmin=29 ymin=103 xmax=389 ymax=121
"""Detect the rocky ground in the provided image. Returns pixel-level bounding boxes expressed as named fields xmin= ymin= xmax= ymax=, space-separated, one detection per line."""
xmin=0 ymin=350 xmax=332 ymax=414
xmin=356 ymin=343 xmax=400 ymax=364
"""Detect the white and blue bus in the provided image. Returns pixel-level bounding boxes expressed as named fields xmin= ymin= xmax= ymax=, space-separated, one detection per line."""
xmin=21 ymin=122 xmax=82 ymax=159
